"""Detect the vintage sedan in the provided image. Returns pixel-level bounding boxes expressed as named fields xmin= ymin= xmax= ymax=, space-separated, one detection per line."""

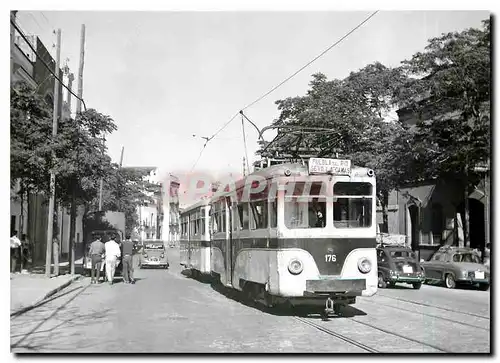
xmin=377 ymin=245 xmax=426 ymax=289
xmin=140 ymin=240 xmax=169 ymax=269
xmin=421 ymin=246 xmax=490 ymax=290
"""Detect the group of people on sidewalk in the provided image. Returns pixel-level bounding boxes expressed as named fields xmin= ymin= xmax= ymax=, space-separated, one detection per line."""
xmin=88 ymin=234 xmax=138 ymax=285
xmin=10 ymin=231 xmax=32 ymax=273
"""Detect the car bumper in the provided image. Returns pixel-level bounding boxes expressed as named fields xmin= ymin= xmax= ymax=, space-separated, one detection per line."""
xmin=457 ymin=278 xmax=489 ymax=284
xmin=388 ymin=275 xmax=425 ymax=283
xmin=303 ymin=279 xmax=366 ymax=297
xmin=141 ymin=261 xmax=169 ymax=267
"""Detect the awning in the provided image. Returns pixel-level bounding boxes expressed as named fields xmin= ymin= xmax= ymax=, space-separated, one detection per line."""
xmin=400 ymin=184 xmax=436 ymax=208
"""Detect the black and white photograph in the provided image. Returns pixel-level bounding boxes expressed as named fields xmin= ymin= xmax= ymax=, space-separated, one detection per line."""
xmin=7 ymin=3 xmax=492 ymax=355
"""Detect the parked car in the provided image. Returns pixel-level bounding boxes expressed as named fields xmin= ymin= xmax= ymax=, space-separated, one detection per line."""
xmin=377 ymin=244 xmax=426 ymax=289
xmin=140 ymin=240 xmax=169 ymax=269
xmin=421 ymin=246 xmax=490 ymax=290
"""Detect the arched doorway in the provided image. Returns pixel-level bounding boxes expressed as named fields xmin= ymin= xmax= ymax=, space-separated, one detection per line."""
xmin=457 ymin=198 xmax=485 ymax=250
xmin=408 ymin=204 xmax=419 ymax=251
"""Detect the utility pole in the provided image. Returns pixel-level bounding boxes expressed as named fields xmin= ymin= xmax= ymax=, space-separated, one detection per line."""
xmin=45 ymin=29 xmax=61 ymax=277
xmin=119 ymin=146 xmax=124 ymax=167
xmin=66 ymin=73 xmax=74 ymax=113
xmin=69 ymin=24 xmax=85 ymax=276
xmin=76 ymin=25 xmax=85 ymax=114
xmin=10 ymin=11 xmax=17 ymax=77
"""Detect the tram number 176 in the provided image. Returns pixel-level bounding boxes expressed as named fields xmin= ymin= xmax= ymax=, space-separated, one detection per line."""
xmin=325 ymin=254 xmax=337 ymax=262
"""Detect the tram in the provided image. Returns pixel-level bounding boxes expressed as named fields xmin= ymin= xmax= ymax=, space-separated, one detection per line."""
xmin=179 ymin=197 xmax=211 ymax=278
xmin=209 ymin=157 xmax=378 ymax=317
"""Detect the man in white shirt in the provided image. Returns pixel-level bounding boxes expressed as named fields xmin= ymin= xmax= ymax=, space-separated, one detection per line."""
xmin=104 ymin=234 xmax=121 ymax=285
xmin=10 ymin=231 xmax=21 ymax=273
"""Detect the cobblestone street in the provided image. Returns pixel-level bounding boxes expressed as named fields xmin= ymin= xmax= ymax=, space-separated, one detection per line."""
xmin=10 ymin=249 xmax=490 ymax=353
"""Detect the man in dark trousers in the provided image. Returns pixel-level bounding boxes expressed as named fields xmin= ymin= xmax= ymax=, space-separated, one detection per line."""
xmin=122 ymin=235 xmax=135 ymax=284
xmin=89 ymin=235 xmax=105 ymax=284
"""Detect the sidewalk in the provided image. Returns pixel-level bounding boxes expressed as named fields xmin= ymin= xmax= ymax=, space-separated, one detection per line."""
xmin=10 ymin=271 xmax=82 ymax=316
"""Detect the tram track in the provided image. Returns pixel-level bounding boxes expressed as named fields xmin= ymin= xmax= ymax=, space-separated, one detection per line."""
xmin=362 ymin=298 xmax=489 ymax=331
xmin=295 ymin=313 xmax=449 ymax=353
xmin=294 ymin=317 xmax=379 ymax=353
xmin=375 ymin=293 xmax=490 ymax=320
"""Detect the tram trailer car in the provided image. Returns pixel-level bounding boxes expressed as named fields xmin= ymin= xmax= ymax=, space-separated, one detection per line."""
xmin=209 ymin=159 xmax=378 ymax=317
xmin=179 ymin=198 xmax=211 ymax=278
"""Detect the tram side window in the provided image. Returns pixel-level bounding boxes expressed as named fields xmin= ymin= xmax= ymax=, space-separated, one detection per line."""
xmin=284 ymin=182 xmax=326 ymax=229
xmin=221 ymin=202 xmax=226 ymax=232
xmin=250 ymin=200 xmax=268 ymax=229
xmin=270 ymin=200 xmax=277 ymax=228
xmin=211 ymin=207 xmax=219 ymax=234
xmin=333 ymin=182 xmax=373 ymax=228
xmin=237 ymin=203 xmax=250 ymax=230
xmin=232 ymin=204 xmax=239 ymax=232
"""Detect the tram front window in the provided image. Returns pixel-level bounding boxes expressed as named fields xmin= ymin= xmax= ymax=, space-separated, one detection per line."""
xmin=333 ymin=182 xmax=372 ymax=228
xmin=284 ymin=182 xmax=326 ymax=229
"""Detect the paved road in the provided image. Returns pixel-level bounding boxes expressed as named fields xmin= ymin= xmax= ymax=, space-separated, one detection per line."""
xmin=11 ymin=249 xmax=490 ymax=353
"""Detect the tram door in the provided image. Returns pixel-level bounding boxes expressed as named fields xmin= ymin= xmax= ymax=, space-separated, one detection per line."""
xmin=225 ymin=197 xmax=233 ymax=286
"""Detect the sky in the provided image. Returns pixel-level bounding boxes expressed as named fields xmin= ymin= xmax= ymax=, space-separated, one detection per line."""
xmin=8 ymin=6 xmax=491 ymax=206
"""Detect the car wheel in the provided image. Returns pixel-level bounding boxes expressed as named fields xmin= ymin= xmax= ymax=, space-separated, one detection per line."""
xmin=412 ymin=282 xmax=422 ymax=290
xmin=378 ymin=273 xmax=387 ymax=288
xmin=478 ymin=283 xmax=490 ymax=291
xmin=445 ymin=273 xmax=456 ymax=289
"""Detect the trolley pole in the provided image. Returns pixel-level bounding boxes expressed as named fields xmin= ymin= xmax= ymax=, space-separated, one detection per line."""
xmin=45 ymin=29 xmax=62 ymax=277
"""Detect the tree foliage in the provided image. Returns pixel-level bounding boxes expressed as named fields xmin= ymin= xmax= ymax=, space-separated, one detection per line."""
xmin=99 ymin=166 xmax=160 ymax=236
xmin=10 ymin=82 xmax=53 ymax=196
xmin=398 ymin=19 xmax=490 ymax=189
xmin=257 ymin=19 xmax=490 ymax=235
xmin=259 ymin=64 xmax=410 ymax=231
xmin=54 ymin=109 xmax=117 ymax=210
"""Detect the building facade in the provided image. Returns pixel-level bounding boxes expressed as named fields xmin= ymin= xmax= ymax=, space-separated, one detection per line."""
xmin=163 ymin=174 xmax=180 ymax=246
xmin=377 ymin=98 xmax=490 ymax=261
xmin=10 ymin=12 xmax=83 ymax=266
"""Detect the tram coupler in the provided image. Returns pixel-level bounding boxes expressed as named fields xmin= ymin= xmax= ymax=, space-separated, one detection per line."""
xmin=321 ymin=298 xmax=335 ymax=320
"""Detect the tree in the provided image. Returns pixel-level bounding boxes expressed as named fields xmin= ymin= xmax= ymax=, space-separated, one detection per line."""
xmin=397 ymin=19 xmax=490 ymax=247
xmin=53 ymin=109 xmax=117 ymax=273
xmin=11 ymin=82 xmax=54 ymax=269
xmin=99 ymin=166 xmax=159 ymax=237
xmin=259 ymin=64 xmax=411 ymax=232
xmin=10 ymin=81 xmax=53 ymax=199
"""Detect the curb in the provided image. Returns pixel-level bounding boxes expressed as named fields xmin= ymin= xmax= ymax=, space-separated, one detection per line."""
xmin=10 ymin=275 xmax=82 ymax=317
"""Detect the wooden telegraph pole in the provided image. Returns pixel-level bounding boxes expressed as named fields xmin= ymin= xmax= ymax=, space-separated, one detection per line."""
xmin=45 ymin=29 xmax=62 ymax=277
xmin=69 ymin=24 xmax=86 ymax=276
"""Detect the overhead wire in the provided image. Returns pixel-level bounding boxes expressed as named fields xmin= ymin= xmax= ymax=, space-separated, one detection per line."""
xmin=189 ymin=11 xmax=379 ymax=170
xmin=240 ymin=10 xmax=379 ymax=111
xmin=11 ymin=19 xmax=88 ymax=112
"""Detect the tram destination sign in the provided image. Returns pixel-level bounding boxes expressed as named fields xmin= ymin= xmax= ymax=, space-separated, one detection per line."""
xmin=308 ymin=158 xmax=351 ymax=175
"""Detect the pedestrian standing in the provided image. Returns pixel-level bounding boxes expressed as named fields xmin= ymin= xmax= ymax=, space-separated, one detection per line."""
xmin=10 ymin=231 xmax=21 ymax=273
xmin=89 ymin=236 xmax=105 ymax=284
xmin=121 ymin=235 xmax=135 ymax=284
xmin=104 ymin=234 xmax=121 ymax=285
xmin=52 ymin=236 xmax=60 ymax=276
xmin=21 ymin=234 xmax=31 ymax=270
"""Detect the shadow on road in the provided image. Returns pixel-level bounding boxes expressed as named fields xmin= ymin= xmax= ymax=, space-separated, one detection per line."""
xmin=11 ymin=283 xmax=112 ymax=352
xmin=209 ymin=280 xmax=368 ymax=319
xmin=180 ymin=268 xmax=212 ymax=284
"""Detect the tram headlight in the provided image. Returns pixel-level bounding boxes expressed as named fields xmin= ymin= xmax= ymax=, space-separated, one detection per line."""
xmin=288 ymin=258 xmax=304 ymax=275
xmin=357 ymin=258 xmax=372 ymax=274
xmin=367 ymin=169 xmax=374 ymax=177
